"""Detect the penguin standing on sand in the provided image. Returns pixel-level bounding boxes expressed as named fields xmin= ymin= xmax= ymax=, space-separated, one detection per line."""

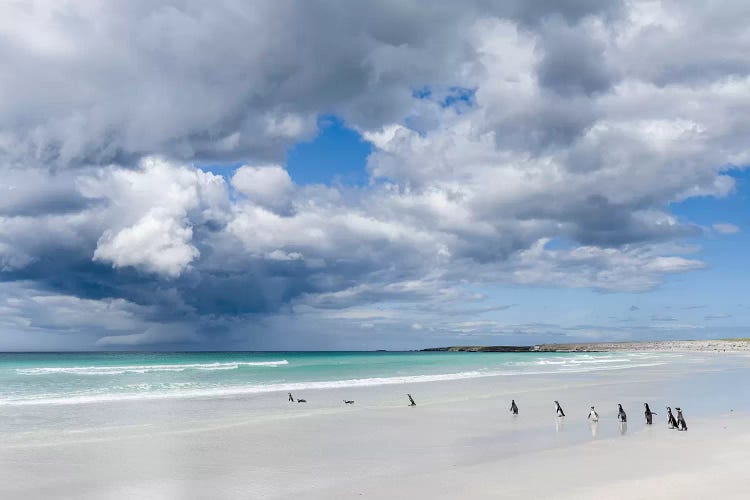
xmin=667 ymin=407 xmax=678 ymax=428
xmin=510 ymin=399 xmax=519 ymax=415
xmin=644 ymin=403 xmax=657 ymax=425
xmin=617 ymin=404 xmax=627 ymax=423
xmin=288 ymin=393 xmax=294 ymax=402
xmin=675 ymin=407 xmax=688 ymax=431
xmin=407 ymin=394 xmax=416 ymax=407
xmin=554 ymin=400 xmax=565 ymax=417
xmin=588 ymin=406 xmax=599 ymax=422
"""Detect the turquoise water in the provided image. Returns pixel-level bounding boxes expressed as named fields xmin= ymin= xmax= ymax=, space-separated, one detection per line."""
xmin=0 ymin=351 xmax=672 ymax=406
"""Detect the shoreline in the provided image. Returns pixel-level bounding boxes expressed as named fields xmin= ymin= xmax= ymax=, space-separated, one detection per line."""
xmin=423 ymin=338 xmax=750 ymax=353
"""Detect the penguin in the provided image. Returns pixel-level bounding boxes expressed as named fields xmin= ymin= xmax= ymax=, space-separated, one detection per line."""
xmin=297 ymin=398 xmax=307 ymax=403
xmin=554 ymin=400 xmax=565 ymax=417
xmin=343 ymin=400 xmax=355 ymax=404
xmin=510 ymin=399 xmax=519 ymax=415
xmin=617 ymin=404 xmax=627 ymax=423
xmin=675 ymin=407 xmax=688 ymax=431
xmin=666 ymin=407 xmax=678 ymax=429
xmin=407 ymin=394 xmax=416 ymax=407
xmin=587 ymin=406 xmax=599 ymax=422
xmin=644 ymin=403 xmax=657 ymax=425
xmin=288 ymin=392 xmax=294 ymax=402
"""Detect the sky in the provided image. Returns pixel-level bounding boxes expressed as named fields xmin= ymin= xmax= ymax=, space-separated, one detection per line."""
xmin=1 ymin=0 xmax=750 ymax=351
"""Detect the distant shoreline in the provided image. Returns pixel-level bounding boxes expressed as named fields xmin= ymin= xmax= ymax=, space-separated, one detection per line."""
xmin=422 ymin=339 xmax=750 ymax=353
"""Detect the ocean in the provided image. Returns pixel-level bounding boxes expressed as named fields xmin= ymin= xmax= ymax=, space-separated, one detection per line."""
xmin=0 ymin=351 xmax=674 ymax=407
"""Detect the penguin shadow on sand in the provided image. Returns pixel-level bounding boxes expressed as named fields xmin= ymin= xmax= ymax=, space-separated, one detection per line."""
xmin=587 ymin=406 xmax=600 ymax=439
xmin=555 ymin=416 xmax=566 ymax=433
xmin=589 ymin=420 xmax=599 ymax=438
xmin=618 ymin=421 xmax=628 ymax=436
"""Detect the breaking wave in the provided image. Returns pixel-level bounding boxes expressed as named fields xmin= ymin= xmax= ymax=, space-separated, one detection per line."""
xmin=16 ymin=360 xmax=288 ymax=376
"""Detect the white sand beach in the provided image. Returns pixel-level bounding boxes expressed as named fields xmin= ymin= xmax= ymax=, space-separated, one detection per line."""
xmin=1 ymin=352 xmax=749 ymax=499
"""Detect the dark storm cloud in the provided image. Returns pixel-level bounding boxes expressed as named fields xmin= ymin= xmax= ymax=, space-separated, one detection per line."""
xmin=487 ymin=0 xmax=623 ymax=26
xmin=536 ymin=17 xmax=618 ymax=97
xmin=490 ymin=94 xmax=600 ymax=153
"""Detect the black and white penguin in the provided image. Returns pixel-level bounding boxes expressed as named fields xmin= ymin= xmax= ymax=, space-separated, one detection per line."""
xmin=407 ymin=394 xmax=416 ymax=406
xmin=343 ymin=400 xmax=354 ymax=404
xmin=675 ymin=407 xmax=688 ymax=431
xmin=644 ymin=403 xmax=657 ymax=425
xmin=617 ymin=404 xmax=627 ymax=423
xmin=666 ymin=406 xmax=678 ymax=428
xmin=588 ymin=406 xmax=599 ymax=422
xmin=554 ymin=400 xmax=565 ymax=417
xmin=288 ymin=392 xmax=294 ymax=402
xmin=510 ymin=399 xmax=519 ymax=415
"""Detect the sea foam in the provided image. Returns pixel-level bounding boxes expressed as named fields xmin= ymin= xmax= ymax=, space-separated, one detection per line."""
xmin=16 ymin=360 xmax=288 ymax=376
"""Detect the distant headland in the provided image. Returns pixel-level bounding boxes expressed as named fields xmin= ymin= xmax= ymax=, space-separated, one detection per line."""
xmin=422 ymin=339 xmax=750 ymax=353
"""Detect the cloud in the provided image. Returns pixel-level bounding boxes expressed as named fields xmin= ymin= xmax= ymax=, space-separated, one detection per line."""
xmin=650 ymin=314 xmax=677 ymax=322
xmin=0 ymin=0 xmax=749 ymax=348
xmin=96 ymin=324 xmax=202 ymax=348
xmin=704 ymin=313 xmax=732 ymax=320
xmin=0 ymin=0 xmax=512 ymax=169
xmin=84 ymin=157 xmax=229 ymax=277
xmin=0 ymin=282 xmax=147 ymax=333
xmin=94 ymin=209 xmax=199 ymax=278
xmin=231 ymin=165 xmax=294 ymax=212
xmin=713 ymin=223 xmax=740 ymax=235
xmin=536 ymin=16 xmax=617 ymax=97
